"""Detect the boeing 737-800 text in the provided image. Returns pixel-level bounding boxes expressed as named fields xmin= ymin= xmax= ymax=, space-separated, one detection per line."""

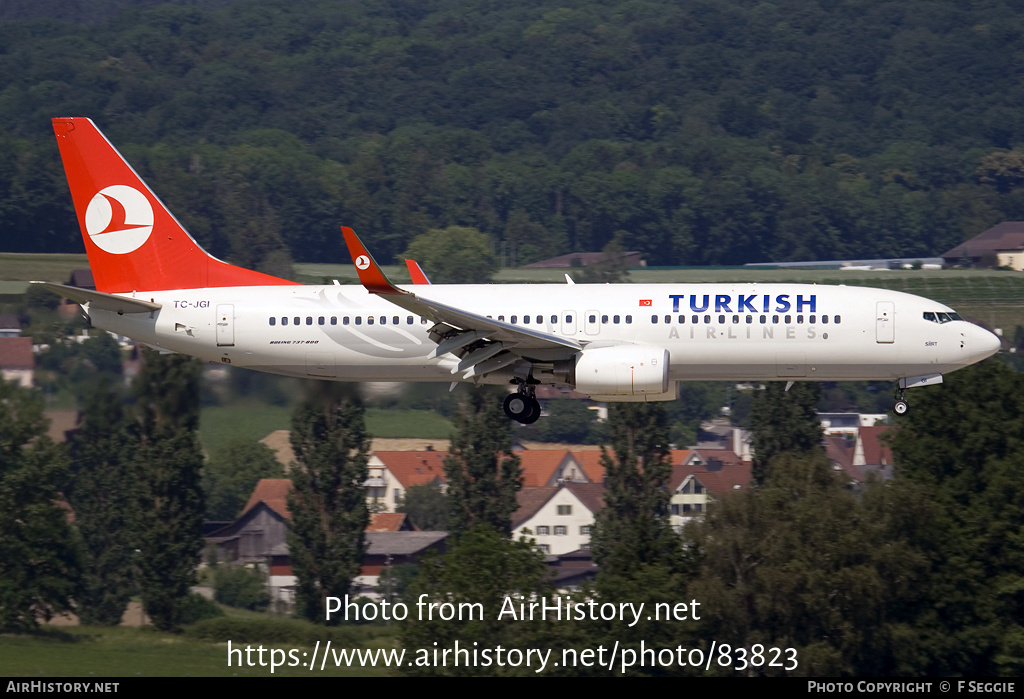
xmin=41 ymin=118 xmax=1001 ymax=423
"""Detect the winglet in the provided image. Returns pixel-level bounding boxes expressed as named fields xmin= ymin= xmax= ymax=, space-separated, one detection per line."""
xmin=406 ymin=259 xmax=432 ymax=285
xmin=341 ymin=226 xmax=404 ymax=295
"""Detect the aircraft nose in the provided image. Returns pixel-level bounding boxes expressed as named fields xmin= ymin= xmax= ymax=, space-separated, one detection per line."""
xmin=964 ymin=324 xmax=1001 ymax=364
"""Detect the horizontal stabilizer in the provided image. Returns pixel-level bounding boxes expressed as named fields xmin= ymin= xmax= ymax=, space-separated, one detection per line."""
xmin=32 ymin=281 xmax=162 ymax=314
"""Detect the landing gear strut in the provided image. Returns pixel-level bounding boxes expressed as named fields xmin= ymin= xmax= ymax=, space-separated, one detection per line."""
xmin=893 ymin=384 xmax=909 ymax=416
xmin=504 ymin=384 xmax=540 ymax=424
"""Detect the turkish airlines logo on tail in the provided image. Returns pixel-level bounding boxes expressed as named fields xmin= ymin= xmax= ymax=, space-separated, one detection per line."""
xmin=355 ymin=255 xmax=370 ymax=270
xmin=84 ymin=185 xmax=154 ymax=255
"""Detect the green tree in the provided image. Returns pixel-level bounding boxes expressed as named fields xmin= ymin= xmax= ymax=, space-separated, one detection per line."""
xmin=397 ymin=482 xmax=450 ymax=531
xmin=579 ymin=402 xmax=687 ymax=676
xmin=443 ymin=391 xmax=522 ymax=537
xmin=132 ymin=350 xmax=205 ymax=632
xmin=750 ymin=382 xmax=824 ymax=485
xmin=0 ymin=380 xmax=79 ymax=631
xmin=400 ymin=525 xmax=551 ymax=676
xmin=287 ymin=389 xmax=370 ymax=624
xmin=686 ymin=452 xmax=890 ymax=676
xmin=67 ymin=381 xmax=136 ymax=626
xmin=203 ymin=437 xmax=283 ymax=521
xmin=401 ymin=226 xmax=498 ymax=283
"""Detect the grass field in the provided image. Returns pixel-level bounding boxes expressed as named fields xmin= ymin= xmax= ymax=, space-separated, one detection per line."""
xmin=0 ymin=624 xmax=397 ymax=677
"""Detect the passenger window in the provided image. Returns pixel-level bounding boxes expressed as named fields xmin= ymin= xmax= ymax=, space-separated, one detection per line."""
xmin=797 ymin=315 xmax=803 ymax=324
xmin=551 ymin=315 xmax=557 ymax=324
xmin=703 ymin=315 xmax=711 ymax=324
xmin=613 ymin=315 xmax=620 ymax=324
xmin=760 ymin=315 xmax=766 ymax=324
xmin=355 ymin=317 xmax=362 ymax=325
xmin=679 ymin=315 xmax=686 ymax=324
xmin=822 ymin=315 xmax=828 ymax=325
xmin=511 ymin=316 xmax=518 ymax=324
xmin=772 ymin=315 xmax=779 ymax=324
xmin=282 ymin=317 xmax=288 ymax=326
xmin=664 ymin=315 xmax=671 ymax=324
xmin=809 ymin=315 xmax=816 ymax=324
xmin=293 ymin=317 xmax=300 ymax=325
xmin=692 ymin=315 xmax=699 ymax=324
xmin=565 ymin=315 xmax=573 ymax=323
xmin=785 ymin=315 xmax=792 ymax=324
xmin=834 ymin=315 xmax=842 ymax=324
xmin=269 ymin=317 xmax=276 ymax=326
xmin=589 ymin=314 xmax=597 ymax=323
xmin=368 ymin=317 xmax=374 ymax=325
xmin=407 ymin=316 xmax=413 ymax=324
xmin=652 ymin=315 xmax=658 ymax=324
xmin=523 ymin=315 xmax=530 ymax=324
xmin=498 ymin=315 xmax=505 ymax=321
xmin=718 ymin=315 xmax=725 ymax=324
xmin=318 ymin=316 xmax=325 ymax=326
xmin=536 ymin=315 xmax=542 ymax=324
xmin=732 ymin=315 xmax=739 ymax=324
xmin=331 ymin=317 xmax=337 ymax=325
xmin=625 ymin=315 xmax=632 ymax=324
xmin=602 ymin=315 xmax=609 ymax=324
xmin=746 ymin=315 xmax=752 ymax=324
xmin=306 ymin=317 xmax=313 ymax=325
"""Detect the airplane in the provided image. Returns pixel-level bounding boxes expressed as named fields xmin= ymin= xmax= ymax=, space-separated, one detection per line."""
xmin=41 ymin=117 xmax=1001 ymax=424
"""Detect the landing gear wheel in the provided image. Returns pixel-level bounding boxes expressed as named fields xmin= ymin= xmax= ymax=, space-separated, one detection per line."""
xmin=893 ymin=399 xmax=909 ymax=416
xmin=503 ymin=393 xmax=541 ymax=424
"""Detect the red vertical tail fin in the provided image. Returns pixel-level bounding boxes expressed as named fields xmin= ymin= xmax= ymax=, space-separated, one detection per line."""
xmin=52 ymin=118 xmax=298 ymax=293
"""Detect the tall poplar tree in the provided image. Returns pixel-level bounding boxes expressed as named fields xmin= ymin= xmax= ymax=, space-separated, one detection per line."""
xmin=443 ymin=391 xmax=521 ymax=537
xmin=0 ymin=380 xmax=79 ymax=631
xmin=67 ymin=381 xmax=137 ymax=626
xmin=287 ymin=389 xmax=370 ymax=624
xmin=750 ymin=382 xmax=824 ymax=485
xmin=132 ymin=350 xmax=205 ymax=632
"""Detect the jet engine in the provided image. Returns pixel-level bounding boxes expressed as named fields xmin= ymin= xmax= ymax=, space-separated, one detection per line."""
xmin=567 ymin=344 xmax=672 ymax=398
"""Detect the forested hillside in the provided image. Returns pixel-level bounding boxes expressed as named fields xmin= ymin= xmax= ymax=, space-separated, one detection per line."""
xmin=2 ymin=0 xmax=1024 ymax=271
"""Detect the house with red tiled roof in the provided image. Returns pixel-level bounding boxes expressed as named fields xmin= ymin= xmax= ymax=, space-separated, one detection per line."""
xmin=512 ymin=482 xmax=606 ymax=555
xmin=668 ymin=452 xmax=752 ymax=529
xmin=366 ymin=512 xmax=415 ymax=532
xmin=370 ymin=450 xmax=448 ymax=512
xmin=208 ymin=478 xmax=448 ymax=605
xmin=516 ymin=449 xmax=600 ymax=487
xmin=0 ymin=336 xmax=34 ymax=387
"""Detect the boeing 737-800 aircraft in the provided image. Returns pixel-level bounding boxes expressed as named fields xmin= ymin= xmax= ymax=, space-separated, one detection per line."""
xmin=42 ymin=117 xmax=1001 ymax=423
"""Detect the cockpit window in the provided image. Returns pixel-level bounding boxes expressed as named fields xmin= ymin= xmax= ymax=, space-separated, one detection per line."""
xmin=924 ymin=311 xmax=963 ymax=324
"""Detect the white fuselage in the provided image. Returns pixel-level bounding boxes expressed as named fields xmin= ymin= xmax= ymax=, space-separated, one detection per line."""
xmin=89 ymin=282 xmax=998 ymax=389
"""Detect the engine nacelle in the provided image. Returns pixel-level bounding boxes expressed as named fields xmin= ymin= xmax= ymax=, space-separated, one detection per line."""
xmin=573 ymin=344 xmax=670 ymax=397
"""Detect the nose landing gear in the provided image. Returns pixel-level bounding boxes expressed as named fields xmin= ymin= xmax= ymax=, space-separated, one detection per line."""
xmin=893 ymin=385 xmax=909 ymax=415
xmin=504 ymin=384 xmax=540 ymax=424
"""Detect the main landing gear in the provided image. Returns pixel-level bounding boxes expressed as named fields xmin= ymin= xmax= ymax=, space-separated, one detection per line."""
xmin=504 ymin=383 xmax=541 ymax=424
xmin=893 ymin=384 xmax=909 ymax=416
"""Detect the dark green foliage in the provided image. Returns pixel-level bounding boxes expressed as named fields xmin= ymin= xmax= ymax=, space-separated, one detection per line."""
xmin=443 ymin=391 xmax=522 ymax=537
xmin=184 ymin=614 xmax=373 ymax=646
xmin=0 ymin=381 xmax=79 ymax=631
xmin=399 ymin=525 xmax=551 ymax=677
xmin=203 ymin=437 xmax=283 ymax=520
xmin=213 ymin=565 xmax=270 ymax=611
xmin=401 ymin=227 xmax=497 ymax=283
xmin=396 ymin=482 xmax=449 ymax=531
xmin=590 ymin=403 xmax=679 ymax=573
xmin=132 ymin=350 xmax=205 ymax=632
xmin=66 ymin=381 xmax=136 ymax=626
xmin=751 ymin=382 xmax=825 ymax=485
xmin=885 ymin=358 xmax=1024 ymax=675
xmin=525 ymin=398 xmax=605 ymax=444
xmin=687 ymin=453 xmax=892 ymax=676
xmin=5 ymin=1 xmax=1024 ymax=265
xmin=286 ymin=389 xmax=370 ymax=624
xmin=176 ymin=592 xmax=225 ymax=626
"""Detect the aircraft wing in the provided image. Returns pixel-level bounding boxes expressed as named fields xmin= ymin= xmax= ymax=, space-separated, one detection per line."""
xmin=341 ymin=227 xmax=582 ymax=358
